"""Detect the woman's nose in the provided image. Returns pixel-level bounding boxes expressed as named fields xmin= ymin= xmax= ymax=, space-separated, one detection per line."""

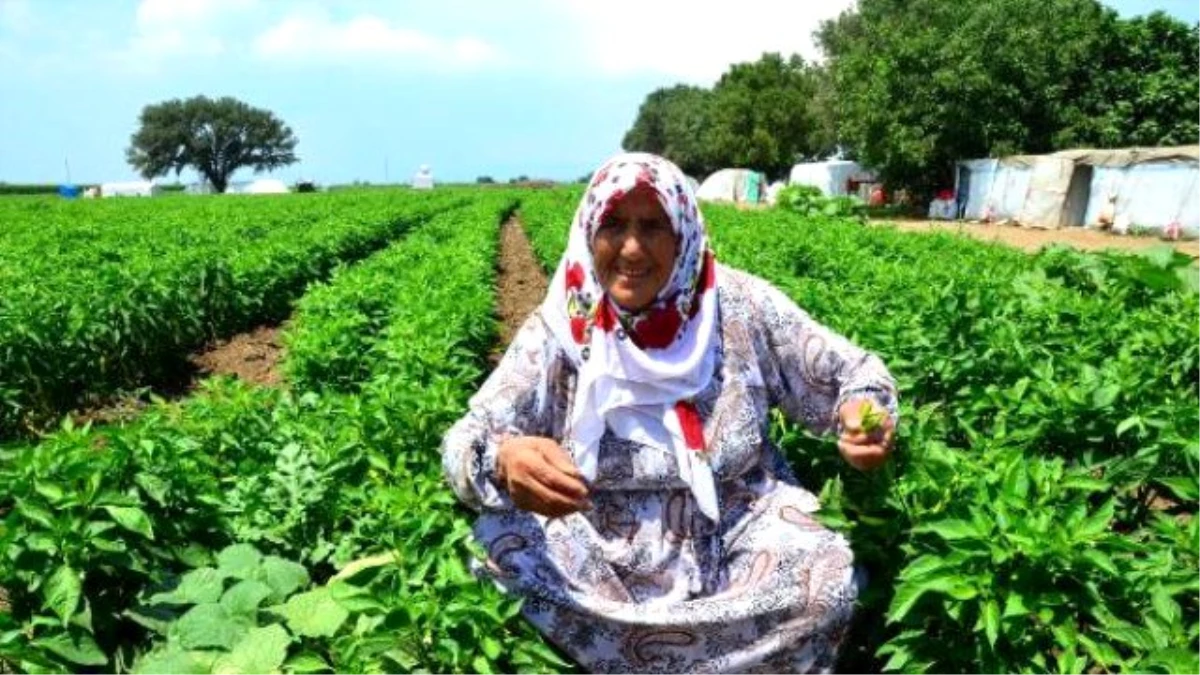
xmin=619 ymin=233 xmax=647 ymax=260
xmin=618 ymin=226 xmax=649 ymax=259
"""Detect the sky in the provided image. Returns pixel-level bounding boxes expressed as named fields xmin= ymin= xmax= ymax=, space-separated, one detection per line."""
xmin=0 ymin=0 xmax=1196 ymax=187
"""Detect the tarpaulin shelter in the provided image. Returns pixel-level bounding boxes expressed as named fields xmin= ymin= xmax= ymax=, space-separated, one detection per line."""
xmin=956 ymin=146 xmax=1199 ymax=234
xmin=788 ymin=160 xmax=877 ymax=198
xmin=696 ymin=169 xmax=766 ymax=203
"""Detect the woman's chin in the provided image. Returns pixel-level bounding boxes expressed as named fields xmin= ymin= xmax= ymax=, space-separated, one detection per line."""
xmin=611 ymin=290 xmax=653 ymax=312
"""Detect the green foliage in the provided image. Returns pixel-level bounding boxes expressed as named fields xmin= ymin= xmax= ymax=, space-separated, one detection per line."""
xmin=817 ymin=0 xmax=1200 ymax=196
xmin=126 ymin=96 xmax=299 ymax=193
xmin=515 ymin=187 xmax=583 ymax=275
xmin=0 ymin=190 xmax=463 ymax=440
xmin=775 ymin=184 xmax=867 ymax=220
xmin=1056 ymin=11 xmax=1200 ymax=148
xmin=519 ymin=188 xmax=1198 ymax=674
xmin=0 ymin=189 xmax=573 ymax=673
xmin=622 ymin=54 xmax=833 ymax=179
xmin=622 ymin=84 xmax=718 ymax=178
xmin=282 ymin=197 xmax=509 ymax=393
xmin=2 ymin=187 xmax=1193 ymax=674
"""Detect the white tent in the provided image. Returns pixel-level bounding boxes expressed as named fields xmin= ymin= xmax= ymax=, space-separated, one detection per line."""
xmin=412 ymin=165 xmax=434 ymax=190
xmin=696 ymin=169 xmax=766 ymax=203
xmin=788 ymin=160 xmax=877 ymax=197
xmin=957 ymin=146 xmax=1199 ymax=234
xmin=186 ymin=181 xmax=216 ymax=195
xmin=241 ymin=179 xmax=289 ymax=195
xmin=100 ymin=180 xmax=160 ymax=198
xmin=764 ymin=181 xmax=786 ymax=205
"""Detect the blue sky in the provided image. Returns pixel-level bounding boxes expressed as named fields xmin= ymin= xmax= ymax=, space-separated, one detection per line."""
xmin=0 ymin=0 xmax=1195 ymax=186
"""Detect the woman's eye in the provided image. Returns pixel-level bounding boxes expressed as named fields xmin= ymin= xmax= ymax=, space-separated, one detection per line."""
xmin=646 ymin=220 xmax=672 ymax=236
xmin=598 ymin=219 xmax=624 ymax=237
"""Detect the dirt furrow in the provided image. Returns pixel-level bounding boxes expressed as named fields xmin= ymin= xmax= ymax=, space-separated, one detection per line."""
xmin=70 ymin=325 xmax=285 ymax=428
xmin=492 ymin=215 xmax=549 ymax=364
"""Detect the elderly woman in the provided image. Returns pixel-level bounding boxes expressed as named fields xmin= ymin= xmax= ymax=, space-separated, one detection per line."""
xmin=441 ymin=153 xmax=898 ymax=673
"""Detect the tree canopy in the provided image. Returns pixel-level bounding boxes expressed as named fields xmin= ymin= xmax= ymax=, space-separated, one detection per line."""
xmin=622 ymin=54 xmax=833 ymax=180
xmin=621 ymin=1 xmax=1198 ymax=197
xmin=126 ymin=96 xmax=299 ymax=194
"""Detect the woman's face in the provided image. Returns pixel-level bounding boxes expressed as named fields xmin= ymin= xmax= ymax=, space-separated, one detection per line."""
xmin=593 ymin=187 xmax=679 ymax=312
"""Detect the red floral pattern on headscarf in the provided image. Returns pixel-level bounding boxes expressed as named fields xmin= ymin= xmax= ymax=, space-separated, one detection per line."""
xmin=540 ymin=152 xmax=723 ymax=520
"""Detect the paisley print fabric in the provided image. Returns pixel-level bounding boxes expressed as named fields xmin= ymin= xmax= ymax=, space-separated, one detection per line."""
xmin=441 ymin=267 xmax=899 ymax=673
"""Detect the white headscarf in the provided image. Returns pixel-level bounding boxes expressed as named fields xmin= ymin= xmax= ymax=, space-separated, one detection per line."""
xmin=541 ymin=152 xmax=722 ymax=520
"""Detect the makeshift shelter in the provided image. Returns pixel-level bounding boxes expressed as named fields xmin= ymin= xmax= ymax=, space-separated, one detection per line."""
xmin=788 ymin=160 xmax=877 ymax=197
xmin=241 ymin=178 xmax=289 ymax=195
xmin=185 ymin=180 xmax=216 ymax=195
xmin=100 ymin=181 xmax=160 ymax=198
xmin=696 ymin=169 xmax=766 ymax=203
xmin=764 ymin=181 xmax=786 ymax=205
xmin=956 ymin=146 xmax=1199 ymax=234
xmin=412 ymin=165 xmax=434 ymax=190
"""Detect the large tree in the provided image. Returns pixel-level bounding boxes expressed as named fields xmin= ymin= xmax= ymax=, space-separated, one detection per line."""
xmin=818 ymin=0 xmax=1102 ymax=195
xmin=706 ymin=53 xmax=833 ymax=179
xmin=1057 ymin=11 xmax=1199 ymax=148
xmin=623 ymin=53 xmax=833 ymax=180
xmin=126 ymin=96 xmax=299 ymax=193
xmin=622 ymin=85 xmax=716 ymax=178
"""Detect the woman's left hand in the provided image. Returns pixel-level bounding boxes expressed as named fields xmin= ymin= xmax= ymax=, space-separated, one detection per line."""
xmin=837 ymin=398 xmax=895 ymax=471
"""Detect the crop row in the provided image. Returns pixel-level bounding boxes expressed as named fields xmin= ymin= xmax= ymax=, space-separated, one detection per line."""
xmin=0 ymin=192 xmax=569 ymax=673
xmin=519 ymin=189 xmax=1199 ymax=674
xmin=0 ymin=190 xmax=467 ymax=441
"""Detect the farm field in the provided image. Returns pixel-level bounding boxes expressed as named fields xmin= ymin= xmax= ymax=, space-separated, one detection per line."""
xmin=0 ymin=189 xmax=471 ymax=440
xmin=873 ymin=219 xmax=1200 ymax=259
xmin=0 ymin=187 xmax=1197 ymax=674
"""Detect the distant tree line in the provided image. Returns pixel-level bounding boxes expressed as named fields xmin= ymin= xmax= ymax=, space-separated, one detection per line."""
xmin=622 ymin=0 xmax=1198 ymax=197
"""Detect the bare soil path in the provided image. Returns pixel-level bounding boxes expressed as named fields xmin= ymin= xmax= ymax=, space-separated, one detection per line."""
xmin=190 ymin=324 xmax=284 ymax=387
xmin=70 ymin=324 xmax=285 ymax=428
xmin=492 ymin=215 xmax=549 ymax=364
xmin=874 ymin=218 xmax=1199 ymax=258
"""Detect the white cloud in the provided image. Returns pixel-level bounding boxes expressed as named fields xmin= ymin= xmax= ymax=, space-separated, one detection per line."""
xmin=557 ymin=0 xmax=855 ymax=83
xmin=253 ymin=11 xmax=505 ymax=69
xmin=135 ymin=0 xmax=252 ymax=29
xmin=118 ymin=0 xmax=257 ymax=66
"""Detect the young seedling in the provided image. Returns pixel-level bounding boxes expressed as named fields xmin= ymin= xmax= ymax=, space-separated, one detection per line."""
xmin=860 ymin=400 xmax=887 ymax=436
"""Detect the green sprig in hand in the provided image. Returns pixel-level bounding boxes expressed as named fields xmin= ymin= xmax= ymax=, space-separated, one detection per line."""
xmin=837 ymin=398 xmax=895 ymax=471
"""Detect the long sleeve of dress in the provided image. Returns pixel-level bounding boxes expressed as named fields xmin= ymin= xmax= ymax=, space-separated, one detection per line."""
xmin=753 ymin=277 xmax=899 ymax=435
xmin=441 ymin=312 xmax=565 ymax=512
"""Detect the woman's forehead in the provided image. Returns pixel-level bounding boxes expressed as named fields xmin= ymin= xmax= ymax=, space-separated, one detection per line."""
xmin=611 ymin=186 xmax=668 ymax=217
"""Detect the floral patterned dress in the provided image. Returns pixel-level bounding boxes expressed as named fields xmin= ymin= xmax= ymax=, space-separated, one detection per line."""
xmin=441 ymin=267 xmax=899 ymax=674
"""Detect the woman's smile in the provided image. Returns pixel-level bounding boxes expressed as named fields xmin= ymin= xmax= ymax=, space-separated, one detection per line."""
xmin=593 ymin=186 xmax=679 ymax=311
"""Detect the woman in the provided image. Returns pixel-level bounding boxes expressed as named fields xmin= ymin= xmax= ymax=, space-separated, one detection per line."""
xmin=442 ymin=153 xmax=898 ymax=673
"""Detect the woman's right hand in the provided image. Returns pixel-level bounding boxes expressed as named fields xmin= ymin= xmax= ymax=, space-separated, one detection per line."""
xmin=496 ymin=436 xmax=591 ymax=518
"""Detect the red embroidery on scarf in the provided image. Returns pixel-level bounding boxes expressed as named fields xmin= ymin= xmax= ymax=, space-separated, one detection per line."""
xmin=565 ymin=262 xmax=584 ymax=291
xmin=674 ymin=401 xmax=705 ymax=451
xmin=629 ymin=305 xmax=683 ymax=350
xmin=570 ymin=316 xmax=587 ymax=344
xmin=594 ymin=297 xmax=618 ymax=332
